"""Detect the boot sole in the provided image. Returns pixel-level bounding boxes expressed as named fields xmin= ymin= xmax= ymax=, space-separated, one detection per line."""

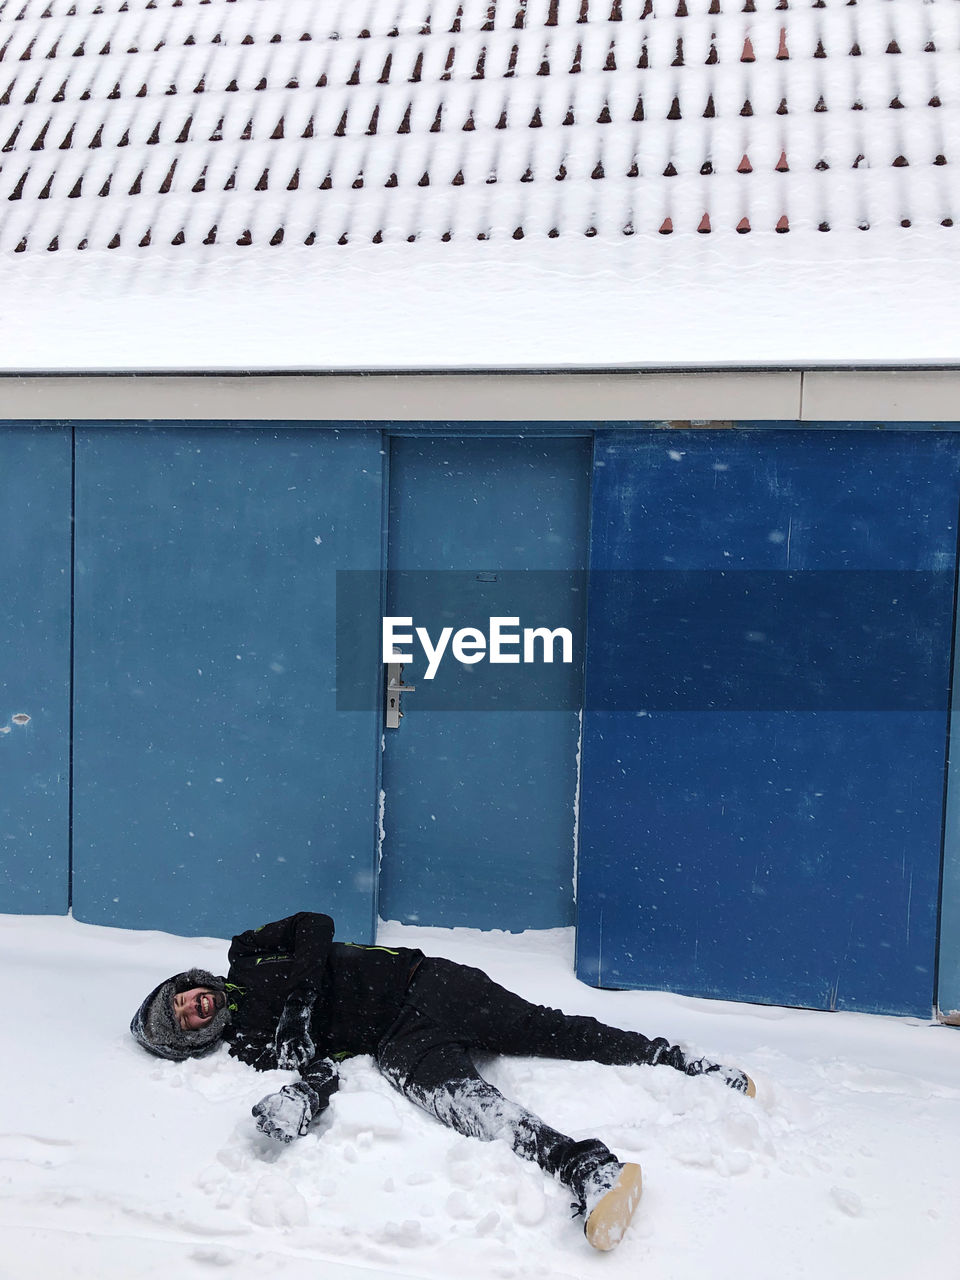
xmin=584 ymin=1162 xmax=643 ymax=1252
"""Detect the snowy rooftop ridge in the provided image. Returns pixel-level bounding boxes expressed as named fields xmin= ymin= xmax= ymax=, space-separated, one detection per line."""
xmin=0 ymin=0 xmax=957 ymax=256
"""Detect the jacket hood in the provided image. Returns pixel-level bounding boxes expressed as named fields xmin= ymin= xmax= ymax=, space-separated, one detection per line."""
xmin=130 ymin=968 xmax=230 ymax=1061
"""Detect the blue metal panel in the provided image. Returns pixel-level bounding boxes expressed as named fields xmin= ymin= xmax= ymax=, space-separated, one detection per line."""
xmin=577 ymin=431 xmax=960 ymax=1015
xmin=939 ymin=644 xmax=960 ymax=1018
xmin=379 ymin=436 xmax=591 ymax=930
xmin=0 ymin=424 xmax=72 ymax=913
xmin=72 ymin=427 xmax=384 ymax=939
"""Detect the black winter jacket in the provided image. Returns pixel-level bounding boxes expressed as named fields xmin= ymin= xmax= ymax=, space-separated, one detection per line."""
xmin=223 ymin=912 xmax=422 ymax=1109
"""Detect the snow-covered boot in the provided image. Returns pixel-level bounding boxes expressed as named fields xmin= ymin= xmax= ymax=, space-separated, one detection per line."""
xmin=684 ymin=1056 xmax=756 ymax=1096
xmin=561 ymin=1139 xmax=643 ymax=1252
xmin=584 ymin=1161 xmax=644 ymax=1252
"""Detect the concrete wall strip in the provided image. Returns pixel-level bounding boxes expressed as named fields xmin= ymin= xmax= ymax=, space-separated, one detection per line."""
xmin=801 ymin=372 xmax=960 ymax=424
xmin=0 ymin=372 xmax=801 ymax=423
xmin=2 ymin=370 xmax=960 ymax=424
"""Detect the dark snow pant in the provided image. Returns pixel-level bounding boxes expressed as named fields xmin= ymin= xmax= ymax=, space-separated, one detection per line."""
xmin=375 ymin=957 xmax=684 ymax=1194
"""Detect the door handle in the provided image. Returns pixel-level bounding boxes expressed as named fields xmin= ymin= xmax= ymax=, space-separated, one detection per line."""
xmin=385 ymin=662 xmax=416 ymax=729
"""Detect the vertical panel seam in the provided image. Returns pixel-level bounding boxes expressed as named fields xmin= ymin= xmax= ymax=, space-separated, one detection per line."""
xmin=67 ymin=422 xmax=76 ymax=911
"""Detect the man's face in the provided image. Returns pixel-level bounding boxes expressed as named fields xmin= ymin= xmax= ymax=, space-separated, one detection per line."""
xmin=173 ymin=987 xmax=226 ymax=1031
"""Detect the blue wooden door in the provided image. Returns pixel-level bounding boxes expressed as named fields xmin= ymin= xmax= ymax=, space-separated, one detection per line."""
xmin=577 ymin=431 xmax=960 ymax=1016
xmin=72 ymin=427 xmax=385 ymax=940
xmin=378 ymin=436 xmax=591 ymax=930
xmin=0 ymin=424 xmax=72 ymax=913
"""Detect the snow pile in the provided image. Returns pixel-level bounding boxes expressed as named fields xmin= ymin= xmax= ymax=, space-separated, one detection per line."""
xmin=0 ymin=910 xmax=957 ymax=1280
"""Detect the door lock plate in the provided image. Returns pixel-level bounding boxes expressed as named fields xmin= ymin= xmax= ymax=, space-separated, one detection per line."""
xmin=385 ymin=663 xmax=416 ymax=729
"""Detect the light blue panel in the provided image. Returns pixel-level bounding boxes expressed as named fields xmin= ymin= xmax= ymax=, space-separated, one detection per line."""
xmin=72 ymin=427 xmax=384 ymax=939
xmin=0 ymin=424 xmax=71 ymax=913
xmin=379 ymin=436 xmax=591 ymax=930
xmin=578 ymin=431 xmax=960 ymax=1015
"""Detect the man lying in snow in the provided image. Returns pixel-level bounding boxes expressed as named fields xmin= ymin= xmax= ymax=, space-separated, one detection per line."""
xmin=130 ymin=911 xmax=754 ymax=1252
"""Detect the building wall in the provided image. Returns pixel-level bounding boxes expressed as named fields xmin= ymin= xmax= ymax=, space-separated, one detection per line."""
xmin=2 ymin=379 xmax=959 ymax=1018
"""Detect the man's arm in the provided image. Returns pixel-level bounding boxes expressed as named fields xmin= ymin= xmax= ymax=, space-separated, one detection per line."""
xmin=229 ymin=913 xmax=335 ymax=1069
xmin=228 ymin=912 xmax=335 ymax=994
xmin=252 ymin=1057 xmax=340 ymax=1143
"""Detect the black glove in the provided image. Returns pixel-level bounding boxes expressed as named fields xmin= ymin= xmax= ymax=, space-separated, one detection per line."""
xmin=252 ymin=1080 xmax=320 ymax=1143
xmin=274 ymin=989 xmax=317 ymax=1069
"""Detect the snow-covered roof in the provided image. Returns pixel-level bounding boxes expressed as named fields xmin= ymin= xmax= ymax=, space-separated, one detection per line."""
xmin=0 ymin=0 xmax=958 ymax=373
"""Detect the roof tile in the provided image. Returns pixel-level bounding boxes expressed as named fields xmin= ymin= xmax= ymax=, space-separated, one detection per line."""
xmin=0 ymin=0 xmax=957 ymax=252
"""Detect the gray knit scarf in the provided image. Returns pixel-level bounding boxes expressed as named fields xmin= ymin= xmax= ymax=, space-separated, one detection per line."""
xmin=130 ymin=968 xmax=231 ymax=1061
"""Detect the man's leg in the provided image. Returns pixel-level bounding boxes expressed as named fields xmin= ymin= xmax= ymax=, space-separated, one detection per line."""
xmin=376 ymin=1003 xmax=643 ymax=1250
xmin=377 ymin=1003 xmax=575 ymax=1173
xmin=402 ymin=958 xmax=753 ymax=1093
xmin=405 ymin=957 xmax=682 ymax=1066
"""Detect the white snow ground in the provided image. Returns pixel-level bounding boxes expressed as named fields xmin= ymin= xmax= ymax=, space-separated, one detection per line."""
xmin=1 ymin=911 xmax=957 ymax=1280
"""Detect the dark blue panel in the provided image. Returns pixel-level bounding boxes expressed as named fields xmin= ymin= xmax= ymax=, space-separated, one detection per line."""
xmin=589 ymin=431 xmax=960 ymax=572
xmin=577 ymin=711 xmax=945 ymax=1012
xmin=72 ymin=428 xmax=384 ymax=940
xmin=578 ymin=431 xmax=960 ymax=1015
xmin=0 ymin=425 xmax=71 ymax=913
xmin=585 ymin=571 xmax=953 ymax=711
xmin=939 ymin=627 xmax=960 ymax=1017
xmin=379 ymin=437 xmax=591 ymax=930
